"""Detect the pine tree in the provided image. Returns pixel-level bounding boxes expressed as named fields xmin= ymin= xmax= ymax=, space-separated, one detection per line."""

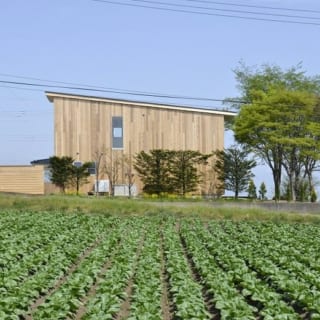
xmin=247 ymin=179 xmax=257 ymax=199
xmin=134 ymin=150 xmax=174 ymax=195
xmin=258 ymin=182 xmax=267 ymax=200
xmin=170 ymin=150 xmax=209 ymax=196
xmin=71 ymin=162 xmax=92 ymax=195
xmin=49 ymin=156 xmax=74 ymax=193
xmin=214 ymin=145 xmax=256 ymax=199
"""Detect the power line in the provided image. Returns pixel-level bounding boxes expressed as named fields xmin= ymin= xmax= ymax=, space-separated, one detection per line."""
xmin=0 ymin=78 xmax=313 ymax=110
xmin=0 ymin=84 xmax=227 ymax=111
xmin=120 ymin=0 xmax=320 ymax=21
xmin=0 ymin=79 xmax=245 ymax=105
xmin=0 ymin=84 xmax=44 ymax=93
xmin=0 ymin=73 xmax=189 ymax=97
xmin=183 ymin=0 xmax=320 ymax=14
xmin=91 ymin=0 xmax=320 ymax=26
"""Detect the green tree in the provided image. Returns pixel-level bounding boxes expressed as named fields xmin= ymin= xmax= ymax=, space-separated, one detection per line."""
xmin=247 ymin=179 xmax=257 ymax=199
xmin=311 ymin=187 xmax=317 ymax=203
xmin=265 ymin=88 xmax=317 ymax=201
xmin=214 ymin=145 xmax=256 ymax=199
xmin=71 ymin=162 xmax=92 ymax=195
xmin=301 ymin=99 xmax=320 ymax=199
xmin=232 ymin=63 xmax=320 ymax=201
xmin=134 ymin=149 xmax=174 ymax=195
xmin=49 ymin=156 xmax=74 ymax=193
xmin=170 ymin=150 xmax=209 ymax=196
xmin=258 ymin=182 xmax=267 ymax=200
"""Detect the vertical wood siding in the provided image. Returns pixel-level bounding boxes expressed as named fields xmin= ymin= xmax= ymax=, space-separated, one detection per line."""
xmin=54 ymin=97 xmax=224 ymax=159
xmin=50 ymin=94 xmax=228 ymax=194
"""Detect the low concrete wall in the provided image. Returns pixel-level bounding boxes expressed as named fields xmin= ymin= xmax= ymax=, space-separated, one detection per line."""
xmin=215 ymin=201 xmax=320 ymax=214
xmin=147 ymin=200 xmax=320 ymax=214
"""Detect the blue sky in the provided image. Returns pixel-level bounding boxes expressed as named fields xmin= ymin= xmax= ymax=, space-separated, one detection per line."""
xmin=1 ymin=0 xmax=319 ymax=197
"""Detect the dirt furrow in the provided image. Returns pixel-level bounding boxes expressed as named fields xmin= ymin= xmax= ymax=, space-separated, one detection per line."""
xmin=160 ymin=232 xmax=173 ymax=320
xmin=115 ymin=234 xmax=146 ymax=320
xmin=25 ymin=237 xmax=103 ymax=319
xmin=179 ymin=235 xmax=221 ymax=320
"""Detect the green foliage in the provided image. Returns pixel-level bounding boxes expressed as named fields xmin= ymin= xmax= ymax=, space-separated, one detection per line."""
xmin=134 ymin=149 xmax=209 ymax=196
xmin=163 ymin=220 xmax=211 ymax=319
xmin=258 ymin=182 xmax=267 ymax=200
xmin=214 ymin=145 xmax=256 ymax=199
xmin=311 ymin=187 xmax=317 ymax=203
xmin=170 ymin=150 xmax=209 ymax=196
xmin=134 ymin=149 xmax=174 ymax=195
xmin=232 ymin=63 xmax=320 ymax=201
xmin=233 ymin=62 xmax=320 ymax=105
xmin=49 ymin=156 xmax=92 ymax=195
xmin=281 ymin=176 xmax=315 ymax=202
xmin=247 ymin=179 xmax=257 ymax=199
xmin=1 ymin=211 xmax=320 ymax=319
xmin=49 ymin=156 xmax=74 ymax=193
xmin=70 ymin=162 xmax=92 ymax=195
xmin=296 ymin=179 xmax=309 ymax=202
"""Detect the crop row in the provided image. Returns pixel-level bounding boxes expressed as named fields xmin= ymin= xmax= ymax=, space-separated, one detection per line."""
xmin=1 ymin=211 xmax=320 ymax=319
xmin=208 ymin=221 xmax=320 ymax=318
xmin=0 ymin=213 xmax=119 ymax=318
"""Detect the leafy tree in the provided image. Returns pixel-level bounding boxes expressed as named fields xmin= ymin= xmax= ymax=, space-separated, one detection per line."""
xmin=311 ymin=187 xmax=317 ymax=203
xmin=170 ymin=150 xmax=209 ymax=196
xmin=275 ymin=89 xmax=318 ymax=201
xmin=134 ymin=149 xmax=174 ymax=195
xmin=258 ymin=182 xmax=267 ymax=200
xmin=71 ymin=162 xmax=92 ymax=195
xmin=296 ymin=179 xmax=310 ymax=202
xmin=301 ymin=99 xmax=320 ymax=198
xmin=247 ymin=179 xmax=257 ymax=199
xmin=280 ymin=178 xmax=291 ymax=201
xmin=214 ymin=145 xmax=256 ymax=199
xmin=49 ymin=156 xmax=74 ymax=193
xmin=232 ymin=63 xmax=320 ymax=201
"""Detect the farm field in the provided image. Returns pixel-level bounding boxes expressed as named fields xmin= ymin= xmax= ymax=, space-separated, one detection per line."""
xmin=1 ymin=210 xmax=320 ymax=319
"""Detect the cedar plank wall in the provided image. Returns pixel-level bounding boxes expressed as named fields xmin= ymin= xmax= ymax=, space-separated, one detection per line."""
xmin=54 ymin=97 xmax=224 ymax=157
xmin=51 ymin=94 xmax=226 ymax=194
xmin=0 ymin=166 xmax=44 ymax=195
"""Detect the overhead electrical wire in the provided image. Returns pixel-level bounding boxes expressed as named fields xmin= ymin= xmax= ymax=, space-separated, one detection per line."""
xmin=0 ymin=73 xmax=194 ymax=97
xmin=0 ymin=79 xmax=245 ymax=105
xmin=113 ymin=0 xmax=320 ymax=21
xmin=0 ymin=76 xmax=313 ymax=110
xmin=0 ymin=84 xmax=44 ymax=93
xmin=91 ymin=0 xmax=320 ymax=26
xmin=183 ymin=0 xmax=320 ymax=14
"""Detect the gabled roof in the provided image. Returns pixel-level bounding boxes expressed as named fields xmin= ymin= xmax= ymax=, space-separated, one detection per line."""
xmin=46 ymin=91 xmax=237 ymax=118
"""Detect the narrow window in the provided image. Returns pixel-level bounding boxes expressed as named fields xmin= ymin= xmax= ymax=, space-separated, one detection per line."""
xmin=112 ymin=116 xmax=123 ymax=149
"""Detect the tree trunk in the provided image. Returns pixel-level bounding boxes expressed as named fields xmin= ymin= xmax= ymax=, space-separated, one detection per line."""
xmin=273 ymin=169 xmax=281 ymax=202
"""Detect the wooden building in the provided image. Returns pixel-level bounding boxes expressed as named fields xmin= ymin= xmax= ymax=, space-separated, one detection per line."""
xmin=46 ymin=92 xmax=236 ymax=195
xmin=0 ymin=165 xmax=44 ymax=195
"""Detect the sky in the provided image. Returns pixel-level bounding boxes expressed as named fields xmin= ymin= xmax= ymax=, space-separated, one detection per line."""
xmin=1 ymin=0 xmax=320 ymax=198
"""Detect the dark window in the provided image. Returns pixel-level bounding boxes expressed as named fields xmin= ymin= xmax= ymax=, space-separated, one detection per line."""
xmin=88 ymin=162 xmax=96 ymax=175
xmin=112 ymin=116 xmax=123 ymax=149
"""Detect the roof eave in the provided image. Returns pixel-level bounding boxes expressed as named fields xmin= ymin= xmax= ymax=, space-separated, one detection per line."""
xmin=45 ymin=91 xmax=237 ymax=117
